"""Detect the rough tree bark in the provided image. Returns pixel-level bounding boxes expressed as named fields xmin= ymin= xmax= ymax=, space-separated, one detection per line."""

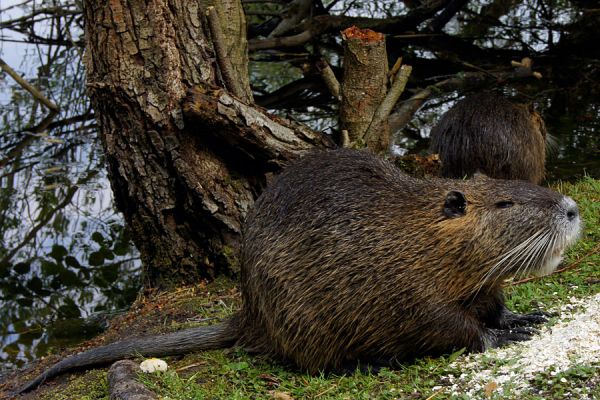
xmin=82 ymin=0 xmax=332 ymax=286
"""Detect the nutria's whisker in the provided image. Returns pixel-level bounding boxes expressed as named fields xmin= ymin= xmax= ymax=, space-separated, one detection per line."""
xmin=522 ymin=232 xmax=551 ymax=277
xmin=476 ymin=230 xmax=544 ymax=292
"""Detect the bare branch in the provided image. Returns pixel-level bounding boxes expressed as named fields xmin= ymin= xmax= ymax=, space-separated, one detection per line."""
xmin=249 ymin=1 xmax=449 ymax=50
xmin=206 ymin=6 xmax=249 ymax=102
xmin=364 ymin=64 xmax=412 ymax=146
xmin=269 ymin=0 xmax=313 ymax=37
xmin=428 ymin=0 xmax=470 ymax=32
xmin=316 ymin=59 xmax=340 ymax=100
xmin=183 ymin=85 xmax=334 ymax=167
xmin=0 ymin=57 xmax=59 ymax=112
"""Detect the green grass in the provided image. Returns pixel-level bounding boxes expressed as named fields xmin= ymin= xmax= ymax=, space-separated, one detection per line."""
xmin=530 ymin=363 xmax=600 ymax=399
xmin=36 ymin=177 xmax=600 ymax=400
xmin=137 ymin=351 xmax=468 ymax=399
xmin=37 ymin=370 xmax=109 ymax=400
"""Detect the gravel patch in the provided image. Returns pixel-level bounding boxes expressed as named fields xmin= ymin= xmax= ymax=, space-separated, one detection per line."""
xmin=441 ymin=293 xmax=600 ymax=398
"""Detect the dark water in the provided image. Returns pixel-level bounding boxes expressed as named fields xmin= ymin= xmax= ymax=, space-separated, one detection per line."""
xmin=544 ymin=107 xmax=600 ymax=181
xmin=0 ymin=16 xmax=141 ymax=369
xmin=0 ymin=0 xmax=598 ymax=373
xmin=0 ymin=104 xmax=142 ymax=370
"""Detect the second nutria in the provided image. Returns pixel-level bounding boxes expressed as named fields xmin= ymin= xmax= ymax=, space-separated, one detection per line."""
xmin=19 ymin=149 xmax=580 ymax=392
xmin=429 ymin=92 xmax=547 ymax=183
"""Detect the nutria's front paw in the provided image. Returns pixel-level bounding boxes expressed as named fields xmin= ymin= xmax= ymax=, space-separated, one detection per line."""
xmin=497 ymin=309 xmax=552 ymax=328
xmin=487 ymin=326 xmax=539 ymax=348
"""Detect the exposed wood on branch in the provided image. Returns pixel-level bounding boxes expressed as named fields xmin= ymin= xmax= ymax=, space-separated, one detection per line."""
xmin=108 ymin=360 xmax=158 ymax=400
xmin=388 ymin=57 xmax=403 ymax=80
xmin=183 ymin=85 xmax=335 ymax=168
xmin=340 ymin=27 xmax=389 ymax=153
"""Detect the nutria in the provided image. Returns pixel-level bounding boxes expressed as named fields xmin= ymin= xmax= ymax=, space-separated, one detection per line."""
xmin=18 ymin=149 xmax=580 ymax=393
xmin=429 ymin=92 xmax=547 ymax=183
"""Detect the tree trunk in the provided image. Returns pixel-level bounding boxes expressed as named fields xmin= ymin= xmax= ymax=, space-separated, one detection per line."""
xmin=82 ymin=0 xmax=332 ymax=286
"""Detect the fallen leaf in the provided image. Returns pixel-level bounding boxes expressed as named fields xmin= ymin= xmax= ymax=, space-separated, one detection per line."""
xmin=271 ymin=391 xmax=294 ymax=400
xmin=484 ymin=381 xmax=498 ymax=398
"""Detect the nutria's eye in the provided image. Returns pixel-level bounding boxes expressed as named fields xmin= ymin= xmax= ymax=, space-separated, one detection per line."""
xmin=443 ymin=191 xmax=467 ymax=218
xmin=495 ymin=201 xmax=514 ymax=209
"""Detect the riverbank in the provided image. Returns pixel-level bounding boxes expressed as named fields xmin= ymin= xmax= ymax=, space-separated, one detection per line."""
xmin=2 ymin=177 xmax=598 ymax=400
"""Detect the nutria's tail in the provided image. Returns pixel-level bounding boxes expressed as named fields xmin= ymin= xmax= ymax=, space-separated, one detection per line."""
xmin=18 ymin=317 xmax=239 ymax=393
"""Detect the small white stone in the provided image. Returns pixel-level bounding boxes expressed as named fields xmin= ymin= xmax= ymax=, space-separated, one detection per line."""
xmin=140 ymin=358 xmax=168 ymax=373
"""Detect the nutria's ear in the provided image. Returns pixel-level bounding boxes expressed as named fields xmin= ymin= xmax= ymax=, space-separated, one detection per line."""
xmin=443 ymin=191 xmax=467 ymax=218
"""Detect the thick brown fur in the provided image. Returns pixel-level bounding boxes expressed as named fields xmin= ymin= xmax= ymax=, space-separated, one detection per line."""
xmin=429 ymin=92 xmax=547 ymax=183
xmin=235 ymin=148 xmax=578 ymax=373
xmin=19 ymin=149 xmax=580 ymax=393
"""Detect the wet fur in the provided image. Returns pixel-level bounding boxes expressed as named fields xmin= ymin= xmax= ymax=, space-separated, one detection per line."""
xmin=19 ymin=149 xmax=579 ymax=392
xmin=429 ymin=92 xmax=547 ymax=183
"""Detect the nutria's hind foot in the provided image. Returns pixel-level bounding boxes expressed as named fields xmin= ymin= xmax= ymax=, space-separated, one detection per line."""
xmin=488 ymin=326 xmax=539 ymax=348
xmin=498 ymin=309 xmax=552 ymax=328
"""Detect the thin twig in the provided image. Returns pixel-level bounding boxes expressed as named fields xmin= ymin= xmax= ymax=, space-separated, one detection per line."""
xmin=316 ymin=59 xmax=340 ymax=100
xmin=363 ymin=64 xmax=412 ymax=143
xmin=0 ymin=57 xmax=59 ymax=112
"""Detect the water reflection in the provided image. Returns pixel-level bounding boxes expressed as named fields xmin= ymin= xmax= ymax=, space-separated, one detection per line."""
xmin=0 ymin=98 xmax=141 ymax=369
xmin=0 ymin=3 xmax=141 ymax=369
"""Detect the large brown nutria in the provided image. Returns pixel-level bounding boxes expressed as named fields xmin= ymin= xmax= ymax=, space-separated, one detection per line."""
xmin=429 ymin=92 xmax=547 ymax=183
xmin=19 ymin=149 xmax=581 ymax=393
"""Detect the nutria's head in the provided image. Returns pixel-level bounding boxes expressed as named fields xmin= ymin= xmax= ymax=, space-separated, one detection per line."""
xmin=433 ymin=175 xmax=581 ymax=288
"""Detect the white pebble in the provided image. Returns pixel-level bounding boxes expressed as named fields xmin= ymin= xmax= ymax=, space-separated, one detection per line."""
xmin=140 ymin=358 xmax=168 ymax=373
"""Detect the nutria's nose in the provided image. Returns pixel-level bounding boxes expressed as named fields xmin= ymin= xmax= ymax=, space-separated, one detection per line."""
xmin=566 ymin=205 xmax=579 ymax=221
xmin=563 ymin=197 xmax=579 ymax=221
